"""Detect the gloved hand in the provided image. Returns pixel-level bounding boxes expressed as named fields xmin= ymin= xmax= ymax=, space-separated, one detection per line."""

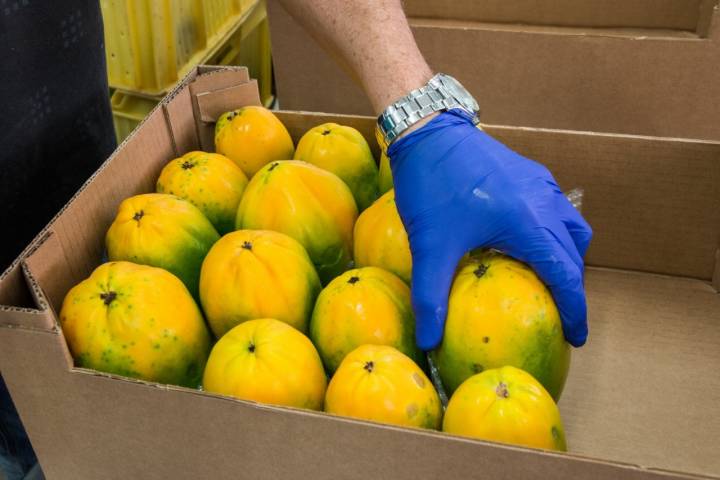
xmin=388 ymin=110 xmax=592 ymax=351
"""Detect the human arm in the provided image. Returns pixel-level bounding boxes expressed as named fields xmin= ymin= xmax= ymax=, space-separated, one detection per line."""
xmin=276 ymin=0 xmax=592 ymax=349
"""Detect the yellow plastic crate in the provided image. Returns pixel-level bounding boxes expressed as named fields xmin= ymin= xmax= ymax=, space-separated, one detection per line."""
xmin=111 ymin=3 xmax=273 ymax=143
xmin=111 ymin=90 xmax=159 ymax=144
xmin=208 ymin=0 xmax=273 ymax=105
xmin=101 ymin=0 xmax=259 ymax=96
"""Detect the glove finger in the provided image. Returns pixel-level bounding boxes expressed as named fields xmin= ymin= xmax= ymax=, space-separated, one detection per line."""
xmin=409 ymin=240 xmax=466 ymax=351
xmin=502 ymin=229 xmax=588 ymax=347
xmin=542 ymin=217 xmax=585 ymax=274
xmin=555 ymin=193 xmax=593 ymax=258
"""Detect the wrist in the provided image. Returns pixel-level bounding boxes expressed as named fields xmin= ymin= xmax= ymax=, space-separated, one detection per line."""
xmin=395 ymin=112 xmax=440 ymax=140
xmin=376 ymin=74 xmax=480 ymax=154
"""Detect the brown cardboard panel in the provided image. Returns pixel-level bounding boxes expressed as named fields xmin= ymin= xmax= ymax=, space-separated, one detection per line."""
xmin=163 ymin=87 xmax=198 ymax=157
xmin=0 ymin=306 xmax=53 ymax=331
xmin=2 ymin=264 xmax=718 ymax=479
xmin=196 ymin=81 xmax=262 ymax=123
xmin=23 ymin=234 xmax=72 ymax=317
xmin=414 ymin=20 xmax=703 ymax=39
xmin=485 ymin=126 xmax=720 ymax=280
xmin=268 ymin=2 xmax=720 ymax=140
xmin=0 ymin=263 xmax=34 ymax=310
xmin=402 ymin=0 xmax=709 ymax=32
xmin=560 ymin=268 xmax=720 ymax=475
xmin=188 ymin=67 xmax=250 ymax=94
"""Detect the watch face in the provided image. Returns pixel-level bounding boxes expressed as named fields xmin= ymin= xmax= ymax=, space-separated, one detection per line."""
xmin=441 ymin=75 xmax=479 ymax=112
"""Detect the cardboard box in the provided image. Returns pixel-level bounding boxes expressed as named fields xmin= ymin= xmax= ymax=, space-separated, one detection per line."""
xmin=1 ymin=66 xmax=720 ymax=479
xmin=268 ymin=0 xmax=720 ymax=140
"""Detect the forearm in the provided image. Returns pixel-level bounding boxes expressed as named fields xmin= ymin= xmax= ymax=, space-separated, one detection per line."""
xmin=276 ymin=0 xmax=432 ymax=113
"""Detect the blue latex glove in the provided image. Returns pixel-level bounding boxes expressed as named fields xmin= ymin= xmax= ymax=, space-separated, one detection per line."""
xmin=388 ymin=110 xmax=592 ymax=350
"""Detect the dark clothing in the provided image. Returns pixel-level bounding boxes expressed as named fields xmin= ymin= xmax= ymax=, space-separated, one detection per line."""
xmin=0 ymin=0 xmax=115 ymax=268
xmin=0 ymin=1 xmax=115 ymax=478
xmin=0 ymin=376 xmax=37 ymax=478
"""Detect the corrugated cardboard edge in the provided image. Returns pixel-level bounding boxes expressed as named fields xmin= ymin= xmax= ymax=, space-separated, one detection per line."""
xmin=401 ymin=0 xmax=716 ymax=34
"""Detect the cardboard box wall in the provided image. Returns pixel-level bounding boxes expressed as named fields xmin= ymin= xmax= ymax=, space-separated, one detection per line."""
xmin=268 ymin=0 xmax=720 ymax=141
xmin=1 ymin=67 xmax=719 ymax=479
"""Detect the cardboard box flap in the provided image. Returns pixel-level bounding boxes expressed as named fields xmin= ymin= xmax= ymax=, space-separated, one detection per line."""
xmin=23 ymin=232 xmax=72 ymax=319
xmin=188 ymin=67 xmax=250 ymax=94
xmin=163 ymin=87 xmax=198 ymax=157
xmin=181 ymin=68 xmax=262 ymax=151
xmin=0 ymin=233 xmax=58 ymax=331
xmin=0 ymin=261 xmax=36 ymax=311
xmin=268 ymin=2 xmax=720 ymax=140
xmin=402 ymin=0 xmax=718 ymax=36
xmin=196 ymin=80 xmax=262 ymax=123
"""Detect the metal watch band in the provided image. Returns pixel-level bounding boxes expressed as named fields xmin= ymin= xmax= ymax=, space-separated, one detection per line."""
xmin=376 ymin=73 xmax=479 ymax=152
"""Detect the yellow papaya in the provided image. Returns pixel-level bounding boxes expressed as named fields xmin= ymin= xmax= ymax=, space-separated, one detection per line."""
xmin=325 ymin=345 xmax=441 ymax=430
xmin=156 ymin=151 xmax=248 ymax=234
xmin=310 ymin=267 xmax=422 ymax=373
xmin=378 ymin=152 xmax=393 ymax=194
xmin=105 ymin=193 xmax=220 ymax=298
xmin=199 ymin=230 xmax=321 ymax=337
xmin=215 ymin=106 xmax=294 ymax=177
xmin=433 ymin=250 xmax=571 ymax=400
xmin=353 ymin=189 xmax=411 ymax=284
xmin=203 ymin=318 xmax=327 ymax=410
xmin=235 ymin=160 xmax=358 ymax=283
xmin=294 ymin=123 xmax=379 ymax=210
xmin=59 ymin=261 xmax=211 ymax=387
xmin=443 ymin=366 xmax=567 ymax=451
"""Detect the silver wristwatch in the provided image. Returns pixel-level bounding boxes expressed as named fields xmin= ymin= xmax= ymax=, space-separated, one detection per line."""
xmin=375 ymin=73 xmax=480 ymax=153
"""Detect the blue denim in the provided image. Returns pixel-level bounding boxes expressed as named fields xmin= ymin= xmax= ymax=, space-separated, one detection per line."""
xmin=0 ymin=375 xmax=37 ymax=480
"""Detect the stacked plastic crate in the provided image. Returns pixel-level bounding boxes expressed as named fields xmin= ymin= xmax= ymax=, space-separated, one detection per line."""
xmin=103 ymin=0 xmax=272 ymax=142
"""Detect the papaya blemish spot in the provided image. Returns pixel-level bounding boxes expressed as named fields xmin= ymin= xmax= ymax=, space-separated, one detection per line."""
xmin=100 ymin=291 xmax=117 ymax=306
xmin=496 ymin=382 xmax=510 ymax=398
xmin=474 ymin=264 xmax=488 ymax=278
xmin=348 ymin=276 xmax=360 ymax=284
